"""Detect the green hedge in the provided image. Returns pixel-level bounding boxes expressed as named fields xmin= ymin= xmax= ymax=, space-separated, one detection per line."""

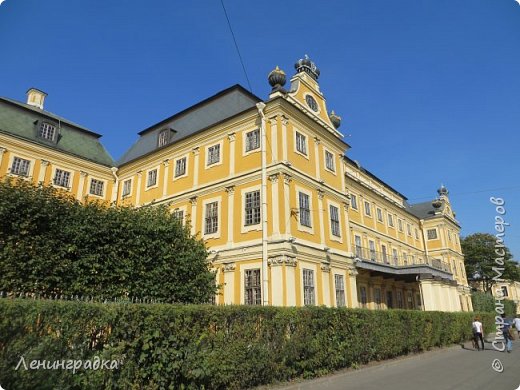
xmin=471 ymin=291 xmax=517 ymax=316
xmin=0 ymin=299 xmax=493 ymax=390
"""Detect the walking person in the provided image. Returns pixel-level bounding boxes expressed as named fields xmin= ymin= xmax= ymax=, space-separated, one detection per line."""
xmin=501 ymin=314 xmax=513 ymax=353
xmin=513 ymin=315 xmax=520 ymax=338
xmin=472 ymin=316 xmax=484 ymax=351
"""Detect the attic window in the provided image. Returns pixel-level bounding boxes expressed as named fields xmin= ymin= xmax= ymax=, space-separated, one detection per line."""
xmin=39 ymin=122 xmax=57 ymax=142
xmin=158 ymin=129 xmax=170 ymax=148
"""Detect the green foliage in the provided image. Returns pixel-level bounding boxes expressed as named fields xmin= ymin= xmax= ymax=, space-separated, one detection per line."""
xmin=0 ymin=299 xmax=494 ymax=390
xmin=461 ymin=233 xmax=519 ymax=293
xmin=0 ymin=179 xmax=215 ymax=303
xmin=471 ymin=291 xmax=517 ymax=317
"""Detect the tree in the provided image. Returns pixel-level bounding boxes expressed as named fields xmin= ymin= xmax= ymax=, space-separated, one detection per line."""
xmin=0 ymin=178 xmax=217 ymax=303
xmin=461 ymin=233 xmax=519 ymax=293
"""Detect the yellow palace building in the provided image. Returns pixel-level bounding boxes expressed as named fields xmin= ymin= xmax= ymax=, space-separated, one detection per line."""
xmin=0 ymin=56 xmax=472 ymax=311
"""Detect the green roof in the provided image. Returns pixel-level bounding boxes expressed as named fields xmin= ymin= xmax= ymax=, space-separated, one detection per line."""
xmin=0 ymin=97 xmax=114 ymax=167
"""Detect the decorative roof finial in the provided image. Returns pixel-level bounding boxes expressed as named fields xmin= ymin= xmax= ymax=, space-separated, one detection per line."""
xmin=437 ymin=184 xmax=449 ymax=196
xmin=329 ymin=110 xmax=341 ymax=129
xmin=294 ymin=55 xmax=320 ymax=80
xmin=268 ymin=66 xmax=286 ymax=91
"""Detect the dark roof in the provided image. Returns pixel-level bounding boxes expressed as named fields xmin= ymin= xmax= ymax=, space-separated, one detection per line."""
xmin=118 ymin=85 xmax=261 ymax=165
xmin=406 ymin=201 xmax=436 ymax=219
xmin=0 ymin=97 xmax=114 ymax=167
xmin=344 ymin=156 xmax=408 ymax=200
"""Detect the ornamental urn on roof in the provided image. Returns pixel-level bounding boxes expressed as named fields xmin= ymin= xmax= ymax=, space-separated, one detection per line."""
xmin=294 ymin=55 xmax=320 ymax=80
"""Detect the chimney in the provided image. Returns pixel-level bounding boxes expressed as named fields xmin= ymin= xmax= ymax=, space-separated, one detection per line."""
xmin=26 ymin=88 xmax=47 ymax=110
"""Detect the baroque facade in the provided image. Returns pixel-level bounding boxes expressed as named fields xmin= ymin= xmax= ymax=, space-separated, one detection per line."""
xmin=0 ymin=57 xmax=473 ymax=311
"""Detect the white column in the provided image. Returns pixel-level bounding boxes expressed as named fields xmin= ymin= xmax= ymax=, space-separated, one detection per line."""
xmin=77 ymin=171 xmax=87 ymax=201
xmin=226 ymin=185 xmax=235 ymax=247
xmin=317 ymin=189 xmax=326 ymax=247
xmin=190 ymin=196 xmax=198 ymax=236
xmin=321 ymin=263 xmax=331 ymax=307
xmin=281 ymin=116 xmax=288 ymax=162
xmin=348 ymin=269 xmax=359 ymax=308
xmin=162 ymin=159 xmax=169 ymax=198
xmin=269 ymin=116 xmax=278 ymax=163
xmin=228 ymin=133 xmax=236 ymax=176
xmin=283 ymin=173 xmax=292 ymax=238
xmin=192 ymin=147 xmax=200 ymax=187
xmin=285 ymin=257 xmax=297 ymax=306
xmin=135 ymin=171 xmax=142 ymax=206
xmin=343 ymin=202 xmax=352 ymax=255
xmin=0 ymin=147 xmax=6 ymax=171
xmin=268 ymin=256 xmax=284 ymax=306
xmin=38 ymin=159 xmax=49 ymax=184
xmin=269 ymin=173 xmax=280 ymax=239
xmin=223 ymin=263 xmax=236 ymax=305
xmin=314 ymin=137 xmax=321 ymax=181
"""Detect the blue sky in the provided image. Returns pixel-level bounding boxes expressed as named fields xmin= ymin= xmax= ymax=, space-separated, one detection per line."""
xmin=1 ymin=0 xmax=519 ymax=259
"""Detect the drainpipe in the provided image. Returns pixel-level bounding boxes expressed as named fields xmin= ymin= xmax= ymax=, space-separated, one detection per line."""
xmin=420 ymin=219 xmax=429 ymax=263
xmin=110 ymin=167 xmax=119 ymax=205
xmin=256 ymin=102 xmax=269 ymax=306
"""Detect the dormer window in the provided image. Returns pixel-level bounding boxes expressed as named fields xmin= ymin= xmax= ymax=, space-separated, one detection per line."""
xmin=39 ymin=122 xmax=57 ymax=142
xmin=157 ymin=129 xmax=170 ymax=148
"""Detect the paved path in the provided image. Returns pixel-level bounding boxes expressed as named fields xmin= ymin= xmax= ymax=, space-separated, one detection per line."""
xmin=272 ymin=339 xmax=520 ymax=390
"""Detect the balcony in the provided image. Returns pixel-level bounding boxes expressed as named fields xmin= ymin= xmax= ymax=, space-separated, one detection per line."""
xmin=354 ymin=246 xmax=453 ymax=282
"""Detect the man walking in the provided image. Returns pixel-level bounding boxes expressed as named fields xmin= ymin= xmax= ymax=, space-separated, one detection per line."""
xmin=472 ymin=316 xmax=484 ymax=351
xmin=513 ymin=315 xmax=520 ymax=338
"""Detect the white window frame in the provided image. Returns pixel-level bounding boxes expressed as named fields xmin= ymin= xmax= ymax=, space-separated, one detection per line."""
xmin=51 ymin=166 xmax=73 ymax=190
xmin=8 ymin=155 xmax=34 ymax=178
xmin=364 ymin=201 xmax=372 ymax=217
xmin=171 ymin=206 xmax=186 ymax=225
xmin=398 ymin=219 xmax=403 ymax=232
xmin=294 ymin=130 xmax=308 ymax=158
xmin=334 ymin=274 xmax=346 ymax=307
xmin=240 ymin=262 xmax=263 ymax=304
xmin=202 ymin=196 xmax=222 ymax=239
xmin=350 ymin=194 xmax=358 ymax=210
xmin=302 ymin=268 xmax=316 ymax=306
xmin=243 ymin=128 xmax=260 ymax=155
xmin=295 ymin=186 xmax=313 ymax=234
xmin=244 ymin=268 xmax=262 ymax=305
xmin=406 ymin=223 xmax=412 ymax=236
xmin=388 ymin=213 xmax=394 ymax=228
xmin=240 ymin=185 xmax=262 ymax=233
xmin=376 ymin=207 xmax=383 ymax=223
xmin=88 ymin=177 xmax=106 ymax=198
xmin=157 ymin=129 xmax=170 ymax=148
xmin=146 ymin=167 xmax=159 ymax=190
xmin=324 ymin=149 xmax=335 ymax=173
xmin=121 ymin=178 xmax=132 ymax=198
xmin=173 ymin=155 xmax=188 ymax=179
xmin=369 ymin=240 xmax=376 ymax=261
xmin=38 ymin=122 xmax=57 ymax=142
xmin=427 ymin=228 xmax=438 ymax=240
xmin=328 ymin=201 xmax=342 ymax=241
xmin=205 ymin=141 xmax=223 ymax=167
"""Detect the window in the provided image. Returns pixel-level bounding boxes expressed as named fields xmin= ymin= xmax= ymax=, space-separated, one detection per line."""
xmin=376 ymin=208 xmax=383 ymax=222
xmin=335 ymin=275 xmax=345 ymax=307
xmin=89 ymin=179 xmax=104 ymax=196
xmin=39 ymin=122 xmax=56 ymax=141
xmin=403 ymin=252 xmax=408 ymax=265
xmin=245 ymin=129 xmax=260 ymax=152
xmin=397 ymin=291 xmax=404 ymax=309
xmin=392 ymin=248 xmax=398 ymax=265
xmin=382 ymin=245 xmax=388 ymax=263
xmin=386 ymin=291 xmax=393 ymax=309
xmin=388 ymin=214 xmax=394 ymax=227
xmin=295 ymin=132 xmax=307 ymax=155
xmin=447 ymin=230 xmax=452 ymax=242
xmin=204 ymin=201 xmax=219 ymax=234
xmin=501 ymin=286 xmax=509 ymax=297
xmin=303 ymin=269 xmax=315 ymax=305
xmin=411 ymin=255 xmax=416 ymax=264
xmin=364 ymin=201 xmax=371 ymax=216
xmin=172 ymin=209 xmax=184 ymax=223
xmin=245 ymin=190 xmax=261 ymax=225
xmin=355 ymin=235 xmax=362 ymax=258
xmin=359 ymin=286 xmax=368 ymax=308
xmin=406 ymin=223 xmax=411 ymax=236
xmin=329 ymin=205 xmax=340 ymax=237
xmin=369 ymin=240 xmax=376 ymax=261
xmin=245 ymin=269 xmax=261 ymax=305
xmin=53 ymin=168 xmax=70 ymax=188
xmin=407 ymin=291 xmax=414 ymax=309
xmin=305 ymin=95 xmax=318 ymax=112
xmin=350 ymin=194 xmax=358 ymax=210
xmin=207 ymin=144 xmax=220 ymax=165
xmin=398 ymin=219 xmax=403 ymax=232
xmin=325 ymin=150 xmax=335 ymax=171
xmin=374 ymin=288 xmax=382 ymax=309
xmin=10 ymin=157 xmax=30 ymax=176
xmin=414 ymin=228 xmax=419 ymax=239
xmin=175 ymin=157 xmax=187 ymax=177
xmin=299 ymin=192 xmax=311 ymax=227
xmin=427 ymin=229 xmax=438 ymax=240
xmin=122 ymin=179 xmax=132 ymax=197
xmin=147 ymin=169 xmax=157 ymax=187
xmin=157 ymin=129 xmax=170 ymax=147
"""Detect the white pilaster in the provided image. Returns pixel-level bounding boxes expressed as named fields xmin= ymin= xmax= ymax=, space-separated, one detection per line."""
xmin=192 ymin=147 xmax=200 ymax=187
xmin=190 ymin=196 xmax=198 ymax=236
xmin=162 ymin=159 xmax=169 ymax=198
xmin=38 ymin=159 xmax=49 ymax=184
xmin=281 ymin=116 xmax=288 ymax=162
xmin=317 ymin=189 xmax=325 ymax=246
xmin=269 ymin=116 xmax=278 ymax=163
xmin=269 ymin=173 xmax=280 ymax=239
xmin=135 ymin=171 xmax=142 ymax=205
xmin=283 ymin=173 xmax=292 ymax=237
xmin=228 ymin=133 xmax=236 ymax=176
xmin=226 ymin=185 xmax=235 ymax=247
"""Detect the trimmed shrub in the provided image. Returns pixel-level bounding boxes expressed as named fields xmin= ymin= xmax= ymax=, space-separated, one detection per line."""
xmin=471 ymin=291 xmax=517 ymax=317
xmin=0 ymin=299 xmax=493 ymax=390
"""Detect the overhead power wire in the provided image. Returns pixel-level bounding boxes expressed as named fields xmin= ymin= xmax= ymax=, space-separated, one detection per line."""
xmin=219 ymin=0 xmax=253 ymax=93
